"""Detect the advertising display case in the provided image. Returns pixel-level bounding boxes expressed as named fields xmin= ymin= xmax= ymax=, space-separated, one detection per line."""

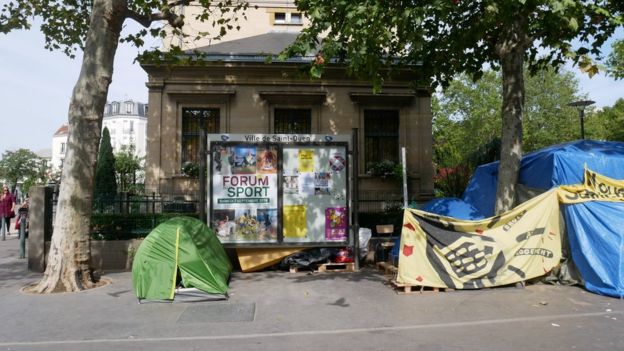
xmin=208 ymin=134 xmax=351 ymax=247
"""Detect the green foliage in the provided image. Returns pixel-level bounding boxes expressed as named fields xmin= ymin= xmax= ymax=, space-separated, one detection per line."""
xmin=181 ymin=161 xmax=199 ymax=177
xmin=433 ymin=166 xmax=472 ymax=198
xmin=366 ymin=160 xmax=403 ymax=181
xmin=285 ymin=0 xmax=622 ymax=90
xmin=607 ymin=40 xmax=624 ymax=79
xmin=90 ymin=213 xmax=198 ymax=240
xmin=432 ymin=67 xmax=584 ymax=196
xmin=0 ymin=148 xmax=48 ymax=194
xmin=94 ymin=128 xmax=117 ymax=200
xmin=586 ymin=98 xmax=624 ymax=141
xmin=434 ymin=67 xmax=582 ymax=166
xmin=1 ymin=1 xmax=251 ymax=62
xmin=114 ymin=145 xmax=144 ymax=193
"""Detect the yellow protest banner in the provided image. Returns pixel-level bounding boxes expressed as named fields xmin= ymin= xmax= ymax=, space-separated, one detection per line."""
xmin=397 ymin=189 xmax=562 ymax=289
xmin=398 ymin=168 xmax=624 ymax=289
xmin=559 ymin=167 xmax=624 ymax=204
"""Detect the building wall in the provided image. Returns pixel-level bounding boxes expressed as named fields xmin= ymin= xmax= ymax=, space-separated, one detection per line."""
xmin=143 ymin=62 xmax=434 ymax=201
xmin=51 ymin=100 xmax=148 ymax=174
xmin=51 ymin=132 xmax=67 ymax=173
xmin=165 ymin=0 xmax=307 ymax=50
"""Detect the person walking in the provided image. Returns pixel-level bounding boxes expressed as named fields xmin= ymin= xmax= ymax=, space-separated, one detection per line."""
xmin=0 ymin=185 xmax=15 ymax=241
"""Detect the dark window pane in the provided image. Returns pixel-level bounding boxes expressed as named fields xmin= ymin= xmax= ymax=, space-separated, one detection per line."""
xmin=364 ymin=110 xmax=399 ymax=171
xmin=181 ymin=108 xmax=220 ymax=165
xmin=274 ymin=108 xmax=311 ymax=134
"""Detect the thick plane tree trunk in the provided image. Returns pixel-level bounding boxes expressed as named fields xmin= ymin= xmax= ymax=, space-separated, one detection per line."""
xmin=494 ymin=17 xmax=530 ymax=215
xmin=32 ymin=0 xmax=126 ymax=293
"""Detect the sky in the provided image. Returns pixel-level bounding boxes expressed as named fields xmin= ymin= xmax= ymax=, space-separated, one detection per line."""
xmin=0 ymin=24 xmax=623 ymax=157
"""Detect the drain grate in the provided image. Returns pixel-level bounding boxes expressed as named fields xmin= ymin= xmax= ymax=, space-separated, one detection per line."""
xmin=177 ymin=303 xmax=256 ymax=324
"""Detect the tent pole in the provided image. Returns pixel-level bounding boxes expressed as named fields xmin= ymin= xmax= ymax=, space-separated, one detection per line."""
xmin=352 ymin=128 xmax=360 ymax=271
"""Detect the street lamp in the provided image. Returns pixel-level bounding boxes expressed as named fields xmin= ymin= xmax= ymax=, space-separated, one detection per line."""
xmin=568 ymin=100 xmax=595 ymax=140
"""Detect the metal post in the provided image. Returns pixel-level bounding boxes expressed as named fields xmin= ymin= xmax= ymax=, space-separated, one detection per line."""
xmin=579 ymin=108 xmax=585 ymax=140
xmin=199 ymin=127 xmax=207 ymax=223
xmin=568 ymin=100 xmax=594 ymax=140
xmin=402 ymin=147 xmax=408 ymax=208
xmin=352 ymin=128 xmax=360 ymax=271
xmin=18 ymin=211 xmax=26 ymax=259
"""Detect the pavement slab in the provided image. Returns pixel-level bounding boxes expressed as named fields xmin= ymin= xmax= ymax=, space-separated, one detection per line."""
xmin=0 ymin=236 xmax=622 ymax=351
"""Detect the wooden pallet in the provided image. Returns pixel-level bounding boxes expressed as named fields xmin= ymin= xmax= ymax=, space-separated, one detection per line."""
xmin=376 ymin=261 xmax=398 ymax=276
xmin=389 ymin=279 xmax=453 ymax=294
xmin=289 ymin=262 xmax=355 ymax=273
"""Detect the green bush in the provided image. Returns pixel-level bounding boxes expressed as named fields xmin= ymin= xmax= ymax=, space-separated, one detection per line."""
xmin=90 ymin=213 xmax=199 ymax=240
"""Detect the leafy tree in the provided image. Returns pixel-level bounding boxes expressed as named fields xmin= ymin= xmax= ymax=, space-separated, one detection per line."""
xmin=607 ymin=39 xmax=624 ymax=79
xmin=94 ymin=127 xmax=117 ymax=201
xmin=434 ymin=67 xmax=582 ymax=166
xmin=285 ymin=0 xmax=623 ymax=213
xmin=433 ymin=67 xmax=583 ymax=195
xmin=114 ymin=144 xmax=144 ymax=193
xmin=586 ymin=98 xmax=624 ymax=141
xmin=0 ymin=149 xmax=48 ymax=195
xmin=1 ymin=0 xmax=250 ymax=293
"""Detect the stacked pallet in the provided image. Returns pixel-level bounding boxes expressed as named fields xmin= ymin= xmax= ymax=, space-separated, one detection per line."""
xmin=289 ymin=262 xmax=355 ymax=273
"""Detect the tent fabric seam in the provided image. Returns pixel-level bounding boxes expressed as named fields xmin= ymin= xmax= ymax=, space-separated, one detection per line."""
xmin=170 ymin=227 xmax=180 ymax=300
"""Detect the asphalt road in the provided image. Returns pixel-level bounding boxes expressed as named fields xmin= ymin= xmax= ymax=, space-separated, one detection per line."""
xmin=0 ymin=235 xmax=622 ymax=351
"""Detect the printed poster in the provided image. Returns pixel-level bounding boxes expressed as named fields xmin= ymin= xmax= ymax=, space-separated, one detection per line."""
xmin=232 ymin=146 xmax=257 ymax=174
xmin=283 ymin=205 xmax=307 ymax=238
xmin=298 ymin=149 xmax=314 ymax=173
xmin=325 ymin=207 xmax=347 ymax=241
xmin=298 ymin=172 xmax=315 ymax=196
xmin=329 ymin=153 xmax=346 ymax=172
xmin=284 ymin=175 xmax=299 ymax=194
xmin=315 ymin=172 xmax=331 ymax=195
xmin=257 ymin=146 xmax=278 ymax=174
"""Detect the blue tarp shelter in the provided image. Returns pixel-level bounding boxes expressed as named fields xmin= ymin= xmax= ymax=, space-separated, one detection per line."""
xmin=421 ymin=140 xmax=624 ymax=298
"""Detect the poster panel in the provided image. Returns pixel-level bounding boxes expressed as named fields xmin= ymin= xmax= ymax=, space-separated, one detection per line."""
xmin=282 ymin=145 xmax=348 ymax=243
xmin=211 ymin=144 xmax=279 ymax=243
xmin=209 ymin=134 xmax=350 ymax=246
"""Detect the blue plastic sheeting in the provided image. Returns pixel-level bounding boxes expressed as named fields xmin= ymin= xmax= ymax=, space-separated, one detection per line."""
xmin=420 ymin=197 xmax=486 ymax=220
xmin=416 ymin=140 xmax=624 ymax=298
xmin=564 ymin=202 xmax=624 ymax=298
xmin=463 ymin=140 xmax=624 ymax=218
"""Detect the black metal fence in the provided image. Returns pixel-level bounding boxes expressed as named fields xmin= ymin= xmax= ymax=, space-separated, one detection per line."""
xmin=48 ymin=187 xmax=407 ymax=240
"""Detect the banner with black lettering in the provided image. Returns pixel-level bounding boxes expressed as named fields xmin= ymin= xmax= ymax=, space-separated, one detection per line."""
xmin=397 ymin=189 xmax=562 ymax=289
xmin=559 ymin=167 xmax=624 ymax=204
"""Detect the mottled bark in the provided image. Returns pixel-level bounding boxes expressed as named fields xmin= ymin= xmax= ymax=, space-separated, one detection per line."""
xmin=494 ymin=18 xmax=529 ymax=215
xmin=32 ymin=0 xmax=126 ymax=293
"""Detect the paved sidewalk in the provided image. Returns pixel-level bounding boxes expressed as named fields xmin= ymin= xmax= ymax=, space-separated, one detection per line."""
xmin=0 ymin=237 xmax=622 ymax=351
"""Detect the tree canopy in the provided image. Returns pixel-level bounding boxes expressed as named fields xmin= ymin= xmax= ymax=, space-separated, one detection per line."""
xmin=285 ymin=0 xmax=623 ymax=213
xmin=114 ymin=144 xmax=144 ymax=193
xmin=585 ymin=98 xmax=624 ymax=141
xmin=607 ymin=39 xmax=624 ymax=79
xmin=0 ymin=149 xmax=48 ymax=195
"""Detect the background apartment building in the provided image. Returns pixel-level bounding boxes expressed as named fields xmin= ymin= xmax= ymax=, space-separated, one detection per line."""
xmin=51 ymin=100 xmax=148 ymax=174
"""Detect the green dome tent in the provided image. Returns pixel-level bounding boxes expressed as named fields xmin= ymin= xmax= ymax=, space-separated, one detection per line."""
xmin=132 ymin=216 xmax=232 ymax=302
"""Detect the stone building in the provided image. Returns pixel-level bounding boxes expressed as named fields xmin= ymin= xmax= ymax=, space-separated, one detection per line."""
xmin=142 ymin=1 xmax=434 ymax=210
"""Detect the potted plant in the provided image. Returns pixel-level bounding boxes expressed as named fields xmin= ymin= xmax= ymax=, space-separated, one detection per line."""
xmin=181 ymin=162 xmax=199 ymax=177
xmin=366 ymin=160 xmax=403 ymax=181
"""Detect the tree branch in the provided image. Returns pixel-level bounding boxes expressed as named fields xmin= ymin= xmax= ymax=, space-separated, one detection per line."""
xmin=126 ymin=0 xmax=190 ymax=28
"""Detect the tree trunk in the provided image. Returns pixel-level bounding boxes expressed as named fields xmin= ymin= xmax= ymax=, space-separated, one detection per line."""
xmin=494 ymin=18 xmax=529 ymax=215
xmin=32 ymin=0 xmax=127 ymax=293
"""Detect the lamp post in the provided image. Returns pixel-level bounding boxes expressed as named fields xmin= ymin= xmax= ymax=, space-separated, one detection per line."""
xmin=568 ymin=100 xmax=595 ymax=140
